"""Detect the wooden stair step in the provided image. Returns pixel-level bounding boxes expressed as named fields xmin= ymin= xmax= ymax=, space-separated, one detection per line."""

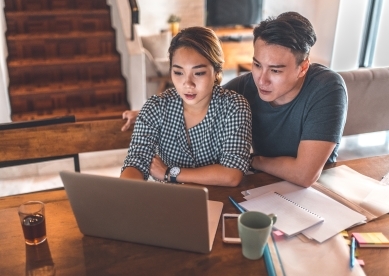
xmin=5 ymin=9 xmax=110 ymax=17
xmin=8 ymin=55 xmax=123 ymax=86
xmin=11 ymin=104 xmax=129 ymax=122
xmin=8 ymin=57 xmax=124 ymax=87
xmin=9 ymin=79 xmax=125 ymax=96
xmin=7 ymin=31 xmax=114 ymax=41
xmin=8 ymin=55 xmax=119 ymax=67
xmin=5 ymin=0 xmax=108 ymax=12
xmin=9 ymin=80 xmax=127 ymax=113
xmin=5 ymin=10 xmax=112 ymax=35
xmin=7 ymin=33 xmax=117 ymax=60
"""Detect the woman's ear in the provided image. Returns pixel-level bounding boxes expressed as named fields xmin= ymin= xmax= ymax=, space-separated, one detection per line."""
xmin=215 ymin=71 xmax=222 ymax=85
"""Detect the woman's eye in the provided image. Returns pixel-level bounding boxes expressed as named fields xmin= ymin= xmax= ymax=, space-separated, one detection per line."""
xmin=173 ymin=71 xmax=183 ymax=75
xmin=195 ymin=72 xmax=206 ymax=76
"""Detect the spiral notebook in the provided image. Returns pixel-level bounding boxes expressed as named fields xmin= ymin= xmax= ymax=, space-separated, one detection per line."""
xmin=239 ymin=191 xmax=324 ymax=237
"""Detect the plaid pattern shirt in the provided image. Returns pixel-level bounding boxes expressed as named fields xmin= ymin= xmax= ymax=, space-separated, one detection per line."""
xmin=122 ymin=85 xmax=252 ymax=180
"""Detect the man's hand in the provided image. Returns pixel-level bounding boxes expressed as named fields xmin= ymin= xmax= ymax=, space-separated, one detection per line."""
xmin=121 ymin=110 xmax=140 ymax=131
xmin=150 ymin=155 xmax=168 ymax=181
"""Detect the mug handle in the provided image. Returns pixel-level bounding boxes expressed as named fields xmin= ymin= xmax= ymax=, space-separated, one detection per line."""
xmin=268 ymin=213 xmax=277 ymax=225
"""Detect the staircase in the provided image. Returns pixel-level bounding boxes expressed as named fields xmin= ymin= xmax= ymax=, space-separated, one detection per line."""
xmin=4 ymin=0 xmax=129 ymax=121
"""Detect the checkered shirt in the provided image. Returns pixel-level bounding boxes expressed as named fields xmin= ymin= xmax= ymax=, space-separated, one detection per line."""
xmin=122 ymin=85 xmax=252 ymax=180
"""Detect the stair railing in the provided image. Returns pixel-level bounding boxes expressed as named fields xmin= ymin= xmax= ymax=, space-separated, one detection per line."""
xmin=129 ymin=0 xmax=139 ymax=40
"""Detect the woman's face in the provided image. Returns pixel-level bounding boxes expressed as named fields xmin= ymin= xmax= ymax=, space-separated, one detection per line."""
xmin=171 ymin=47 xmax=216 ymax=110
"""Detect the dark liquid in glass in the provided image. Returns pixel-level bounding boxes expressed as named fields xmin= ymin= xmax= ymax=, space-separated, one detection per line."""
xmin=22 ymin=214 xmax=46 ymax=244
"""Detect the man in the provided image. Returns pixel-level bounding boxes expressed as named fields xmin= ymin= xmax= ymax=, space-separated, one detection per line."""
xmin=121 ymin=12 xmax=347 ymax=188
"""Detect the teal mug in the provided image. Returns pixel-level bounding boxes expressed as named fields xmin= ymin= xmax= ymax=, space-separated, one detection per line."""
xmin=238 ymin=211 xmax=277 ymax=260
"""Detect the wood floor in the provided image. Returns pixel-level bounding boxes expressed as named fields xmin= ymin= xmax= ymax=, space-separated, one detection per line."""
xmin=4 ymin=0 xmax=129 ymax=122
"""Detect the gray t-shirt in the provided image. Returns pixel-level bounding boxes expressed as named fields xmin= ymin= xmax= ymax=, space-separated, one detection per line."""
xmin=223 ymin=63 xmax=347 ymax=163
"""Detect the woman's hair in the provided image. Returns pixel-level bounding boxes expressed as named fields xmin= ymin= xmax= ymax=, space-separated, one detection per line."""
xmin=168 ymin=26 xmax=224 ymax=85
xmin=253 ymin=12 xmax=317 ymax=65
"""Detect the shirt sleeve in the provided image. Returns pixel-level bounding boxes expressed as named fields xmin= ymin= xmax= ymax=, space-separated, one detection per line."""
xmin=218 ymin=93 xmax=252 ymax=173
xmin=121 ymin=96 xmax=161 ymax=179
xmin=301 ymin=74 xmax=348 ymax=143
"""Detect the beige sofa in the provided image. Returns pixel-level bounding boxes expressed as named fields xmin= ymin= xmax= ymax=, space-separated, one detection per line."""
xmin=339 ymin=67 xmax=389 ymax=136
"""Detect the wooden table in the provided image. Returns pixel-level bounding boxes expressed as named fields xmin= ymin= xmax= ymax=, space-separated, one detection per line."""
xmin=1 ymin=155 xmax=388 ymax=275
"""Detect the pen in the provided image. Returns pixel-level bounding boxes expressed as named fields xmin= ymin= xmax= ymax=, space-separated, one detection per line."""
xmin=228 ymin=196 xmax=248 ymax=213
xmin=350 ymin=236 xmax=356 ymax=269
xmin=264 ymin=244 xmax=276 ymax=276
xmin=228 ymin=195 xmax=276 ymax=275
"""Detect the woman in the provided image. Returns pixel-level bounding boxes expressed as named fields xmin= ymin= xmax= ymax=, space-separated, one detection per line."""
xmin=120 ymin=27 xmax=251 ymax=187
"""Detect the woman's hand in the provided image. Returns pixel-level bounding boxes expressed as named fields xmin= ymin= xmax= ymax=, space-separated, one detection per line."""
xmin=121 ymin=110 xmax=140 ymax=131
xmin=150 ymin=155 xmax=168 ymax=181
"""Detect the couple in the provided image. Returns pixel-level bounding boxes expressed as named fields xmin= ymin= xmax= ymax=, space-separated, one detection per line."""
xmin=120 ymin=12 xmax=347 ymax=188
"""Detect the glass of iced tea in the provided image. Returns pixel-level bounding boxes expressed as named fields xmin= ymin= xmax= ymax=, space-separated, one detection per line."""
xmin=18 ymin=201 xmax=47 ymax=245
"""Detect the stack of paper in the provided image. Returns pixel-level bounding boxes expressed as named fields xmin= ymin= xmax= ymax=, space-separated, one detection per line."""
xmin=240 ymin=191 xmax=324 ymax=237
xmin=241 ymin=181 xmax=366 ymax=243
xmin=274 ymin=233 xmax=366 ymax=276
xmin=317 ymin=165 xmax=389 ymax=220
xmin=352 ymin=232 xmax=389 ymax=248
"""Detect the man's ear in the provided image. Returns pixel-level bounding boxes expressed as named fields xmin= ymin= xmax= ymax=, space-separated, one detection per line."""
xmin=298 ymin=59 xmax=310 ymax=77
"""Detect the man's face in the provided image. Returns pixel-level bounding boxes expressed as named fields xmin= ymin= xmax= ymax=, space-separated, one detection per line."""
xmin=251 ymin=39 xmax=309 ymax=106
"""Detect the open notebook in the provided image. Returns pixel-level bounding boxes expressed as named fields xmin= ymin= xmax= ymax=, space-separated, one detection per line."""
xmin=241 ymin=182 xmax=366 ymax=243
xmin=239 ymin=191 xmax=324 ymax=237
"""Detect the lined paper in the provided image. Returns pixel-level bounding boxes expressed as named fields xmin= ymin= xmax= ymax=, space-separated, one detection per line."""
xmin=240 ymin=191 xmax=324 ymax=237
xmin=242 ymin=181 xmax=366 ymax=243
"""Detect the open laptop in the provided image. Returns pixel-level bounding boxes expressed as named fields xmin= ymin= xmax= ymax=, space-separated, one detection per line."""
xmin=59 ymin=171 xmax=223 ymax=254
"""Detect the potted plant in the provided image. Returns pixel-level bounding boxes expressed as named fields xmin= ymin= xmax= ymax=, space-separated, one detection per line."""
xmin=167 ymin=14 xmax=181 ymax=36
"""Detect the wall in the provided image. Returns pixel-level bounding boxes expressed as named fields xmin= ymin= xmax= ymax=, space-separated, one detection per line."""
xmin=0 ymin=0 xmax=11 ymax=123
xmin=133 ymin=0 xmax=343 ymax=69
xmin=372 ymin=0 xmax=389 ymax=67
xmin=330 ymin=0 xmax=368 ymax=71
xmin=107 ymin=0 xmax=146 ymax=110
xmin=263 ymin=0 xmax=340 ymax=67
xmin=136 ymin=0 xmax=205 ymax=35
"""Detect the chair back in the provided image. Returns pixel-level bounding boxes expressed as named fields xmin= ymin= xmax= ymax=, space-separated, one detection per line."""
xmin=339 ymin=67 xmax=389 ymax=136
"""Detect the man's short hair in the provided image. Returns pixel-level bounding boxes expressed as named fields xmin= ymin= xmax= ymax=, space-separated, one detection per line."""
xmin=253 ymin=12 xmax=317 ymax=64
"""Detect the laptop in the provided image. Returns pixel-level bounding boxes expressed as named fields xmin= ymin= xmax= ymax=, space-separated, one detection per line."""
xmin=59 ymin=171 xmax=223 ymax=254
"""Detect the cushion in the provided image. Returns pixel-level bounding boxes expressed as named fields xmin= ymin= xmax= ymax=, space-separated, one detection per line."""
xmin=339 ymin=67 xmax=389 ymax=136
xmin=141 ymin=31 xmax=172 ymax=60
